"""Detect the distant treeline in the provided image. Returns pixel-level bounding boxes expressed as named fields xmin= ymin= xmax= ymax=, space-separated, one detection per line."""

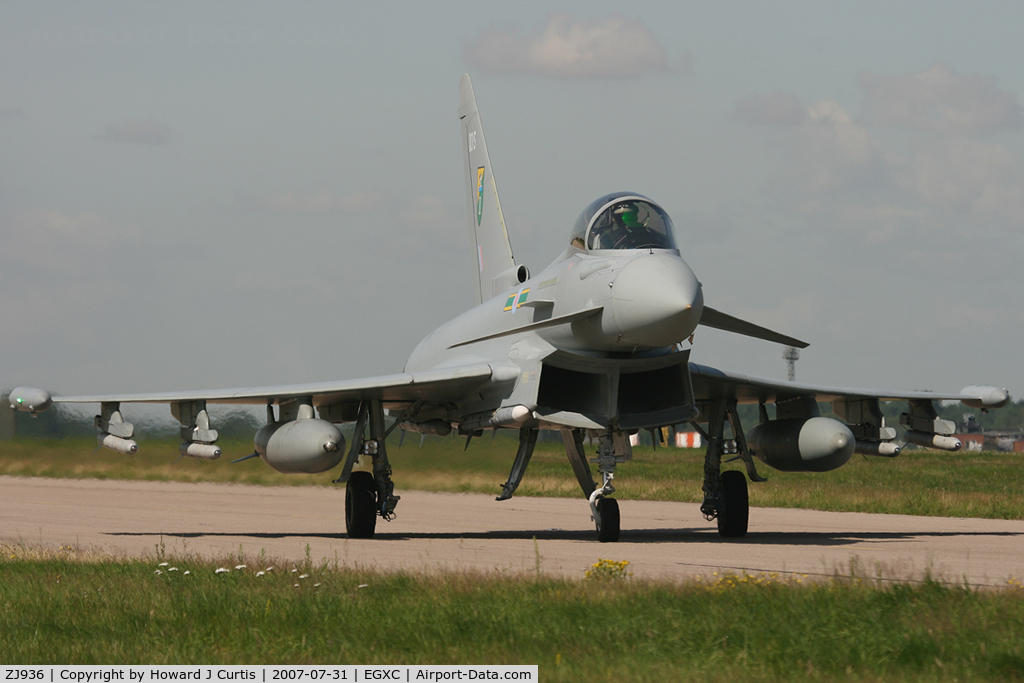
xmin=738 ymin=399 xmax=1024 ymax=435
xmin=898 ymin=398 xmax=1023 ymax=433
xmin=5 ymin=394 xmax=1023 ymax=443
xmin=4 ymin=401 xmax=262 ymax=441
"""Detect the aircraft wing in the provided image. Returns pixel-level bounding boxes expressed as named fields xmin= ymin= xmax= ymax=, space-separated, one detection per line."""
xmin=40 ymin=362 xmax=504 ymax=410
xmin=690 ymin=362 xmax=1009 ymax=408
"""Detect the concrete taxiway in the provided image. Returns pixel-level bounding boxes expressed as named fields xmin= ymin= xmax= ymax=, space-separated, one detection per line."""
xmin=2 ymin=476 xmax=1022 ymax=586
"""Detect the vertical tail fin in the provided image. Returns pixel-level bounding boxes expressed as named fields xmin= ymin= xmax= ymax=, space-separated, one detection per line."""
xmin=459 ymin=74 xmax=517 ymax=304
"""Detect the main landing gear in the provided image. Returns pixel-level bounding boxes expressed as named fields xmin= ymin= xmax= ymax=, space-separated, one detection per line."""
xmin=695 ymin=399 xmax=762 ymax=538
xmin=345 ymin=471 xmax=378 ymax=538
xmin=716 ymin=470 xmax=748 ymax=538
xmin=336 ymin=399 xmax=400 ymax=539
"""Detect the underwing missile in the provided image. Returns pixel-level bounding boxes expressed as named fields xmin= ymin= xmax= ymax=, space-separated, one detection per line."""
xmin=903 ymin=430 xmax=962 ymax=451
xmin=98 ymin=432 xmax=138 ymax=454
xmin=854 ymin=440 xmax=901 ymax=457
xmin=178 ymin=443 xmax=222 ymax=459
xmin=459 ymin=404 xmax=532 ymax=432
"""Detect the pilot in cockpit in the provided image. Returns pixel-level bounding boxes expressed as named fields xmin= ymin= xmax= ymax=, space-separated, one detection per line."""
xmin=590 ymin=201 xmax=664 ymax=250
xmin=571 ymin=193 xmax=678 ymax=251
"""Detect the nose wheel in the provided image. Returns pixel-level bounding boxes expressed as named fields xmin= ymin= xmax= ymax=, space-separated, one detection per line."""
xmin=593 ymin=495 xmax=620 ymax=543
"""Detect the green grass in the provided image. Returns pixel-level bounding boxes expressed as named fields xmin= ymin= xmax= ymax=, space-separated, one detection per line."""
xmin=2 ymin=547 xmax=1024 ymax=679
xmin=2 ymin=436 xmax=1023 ymax=519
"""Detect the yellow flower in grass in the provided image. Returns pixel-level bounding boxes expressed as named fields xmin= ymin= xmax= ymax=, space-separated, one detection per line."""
xmin=585 ymin=559 xmax=631 ymax=580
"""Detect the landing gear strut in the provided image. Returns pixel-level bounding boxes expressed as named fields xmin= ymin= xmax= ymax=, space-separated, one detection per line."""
xmin=696 ymin=399 xmax=755 ymax=538
xmin=336 ymin=399 xmax=400 ymax=539
xmin=496 ymin=426 xmax=539 ymax=501
xmin=563 ymin=428 xmax=629 ymax=542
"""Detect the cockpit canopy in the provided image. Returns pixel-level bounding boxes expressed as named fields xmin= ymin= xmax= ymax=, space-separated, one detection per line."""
xmin=570 ymin=192 xmax=677 ymax=252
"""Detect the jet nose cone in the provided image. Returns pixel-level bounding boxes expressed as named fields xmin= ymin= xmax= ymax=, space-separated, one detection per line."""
xmin=611 ymin=253 xmax=703 ymax=348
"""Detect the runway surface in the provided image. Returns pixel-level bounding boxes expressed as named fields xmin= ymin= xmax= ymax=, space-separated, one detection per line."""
xmin=2 ymin=475 xmax=1022 ymax=586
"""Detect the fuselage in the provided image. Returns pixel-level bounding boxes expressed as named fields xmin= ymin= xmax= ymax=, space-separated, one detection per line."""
xmin=405 ymin=246 xmax=703 ymax=372
xmin=404 ymin=193 xmax=704 ymax=431
xmin=407 ymin=193 xmax=702 ymax=372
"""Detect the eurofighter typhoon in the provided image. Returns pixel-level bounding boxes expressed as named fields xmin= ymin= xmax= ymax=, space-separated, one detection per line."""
xmin=11 ymin=76 xmax=1010 ymax=542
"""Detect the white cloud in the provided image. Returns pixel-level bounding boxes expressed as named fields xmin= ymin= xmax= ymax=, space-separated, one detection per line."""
xmin=735 ymin=83 xmax=1024 ymax=256
xmin=734 ymin=91 xmax=806 ymax=126
xmin=858 ymin=62 xmax=1023 ymax=136
xmin=788 ymin=99 xmax=895 ymax=197
xmin=97 ymin=119 xmax=173 ymax=144
xmin=243 ymin=189 xmax=384 ymax=215
xmin=895 ymin=137 xmax=1024 ymax=222
xmin=463 ymin=13 xmax=670 ymax=79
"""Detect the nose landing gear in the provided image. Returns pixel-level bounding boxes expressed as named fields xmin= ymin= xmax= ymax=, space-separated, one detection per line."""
xmin=563 ymin=428 xmax=630 ymax=542
xmin=592 ymin=494 xmax=620 ymax=543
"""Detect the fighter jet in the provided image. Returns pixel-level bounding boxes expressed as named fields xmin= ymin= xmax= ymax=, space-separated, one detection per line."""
xmin=10 ymin=75 xmax=1010 ymax=542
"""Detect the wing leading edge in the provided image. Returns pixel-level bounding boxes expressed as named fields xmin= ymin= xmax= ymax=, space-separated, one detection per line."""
xmin=32 ymin=362 xmax=506 ymax=410
xmin=690 ymin=362 xmax=1010 ymax=408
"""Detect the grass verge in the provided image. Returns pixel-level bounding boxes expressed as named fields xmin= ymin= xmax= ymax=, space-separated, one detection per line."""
xmin=2 ymin=436 xmax=1023 ymax=519
xmin=2 ymin=546 xmax=1024 ymax=680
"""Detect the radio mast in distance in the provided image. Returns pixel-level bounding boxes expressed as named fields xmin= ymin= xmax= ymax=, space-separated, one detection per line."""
xmin=783 ymin=346 xmax=800 ymax=382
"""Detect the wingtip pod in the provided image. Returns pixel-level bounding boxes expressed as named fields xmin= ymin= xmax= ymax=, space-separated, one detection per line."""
xmin=8 ymin=387 xmax=52 ymax=414
xmin=959 ymin=385 xmax=1011 ymax=410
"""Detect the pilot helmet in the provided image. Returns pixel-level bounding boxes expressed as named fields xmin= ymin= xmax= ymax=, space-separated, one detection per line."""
xmin=612 ymin=202 xmax=641 ymax=228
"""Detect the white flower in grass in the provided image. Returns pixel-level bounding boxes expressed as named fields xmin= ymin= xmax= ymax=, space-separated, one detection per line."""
xmin=183 ymin=571 xmax=191 ymax=576
xmin=168 ymin=567 xmax=178 ymax=572
xmin=235 ymin=564 xmax=246 ymax=570
xmin=256 ymin=571 xmax=266 ymax=577
xmin=215 ymin=567 xmax=230 ymax=574
xmin=299 ymin=574 xmax=309 ymax=579
xmin=154 ymin=570 xmax=163 ymax=575
xmin=357 ymin=584 xmax=369 ymax=589
xmin=158 ymin=562 xmax=169 ymax=567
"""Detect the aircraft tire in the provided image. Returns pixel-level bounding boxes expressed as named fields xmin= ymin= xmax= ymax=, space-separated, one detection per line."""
xmin=595 ymin=496 xmax=620 ymax=543
xmin=717 ymin=470 xmax=749 ymax=538
xmin=345 ymin=471 xmax=377 ymax=539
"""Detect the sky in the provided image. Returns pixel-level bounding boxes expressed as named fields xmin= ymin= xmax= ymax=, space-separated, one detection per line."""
xmin=3 ymin=1 xmax=1023 ymax=410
